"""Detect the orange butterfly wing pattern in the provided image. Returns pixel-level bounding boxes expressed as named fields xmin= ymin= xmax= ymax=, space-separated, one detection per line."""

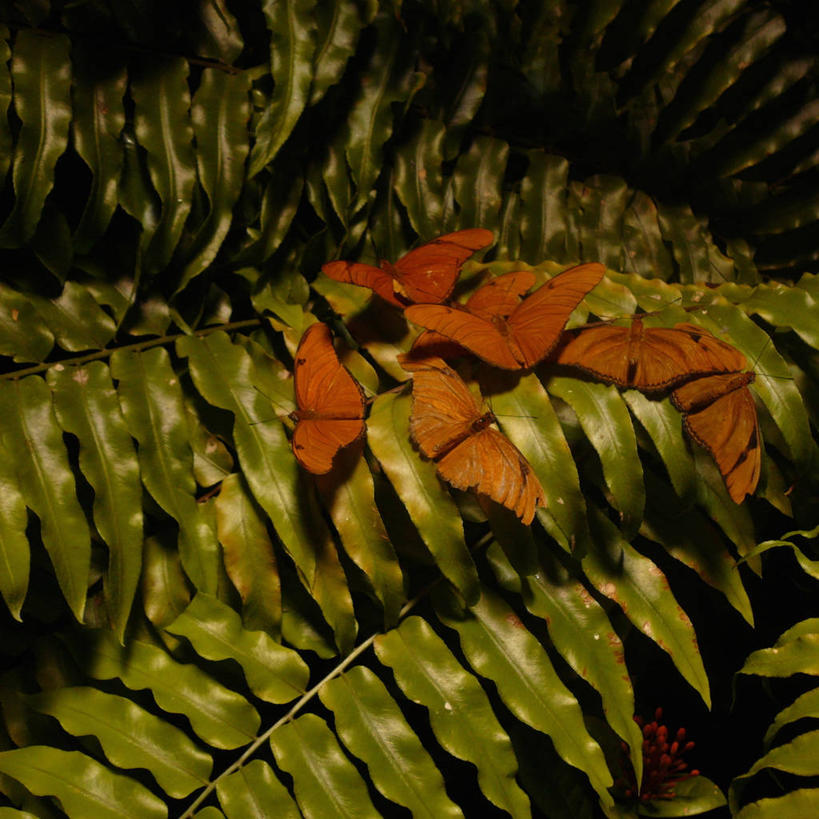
xmin=405 ymin=356 xmax=546 ymax=524
xmin=321 ymin=228 xmax=494 ymax=307
xmin=554 ymin=318 xmax=749 ymax=391
xmin=670 ymin=372 xmax=760 ymax=503
xmin=408 ymin=270 xmax=537 ymax=361
xmin=404 ymin=262 xmax=604 ymax=369
xmin=290 ymin=323 xmax=366 ymax=474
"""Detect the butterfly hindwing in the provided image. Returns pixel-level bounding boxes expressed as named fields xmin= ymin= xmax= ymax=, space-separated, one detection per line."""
xmin=671 ymin=372 xmax=760 ymax=503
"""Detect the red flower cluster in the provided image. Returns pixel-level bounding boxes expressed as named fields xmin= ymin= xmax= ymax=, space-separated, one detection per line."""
xmin=618 ymin=707 xmax=700 ymax=802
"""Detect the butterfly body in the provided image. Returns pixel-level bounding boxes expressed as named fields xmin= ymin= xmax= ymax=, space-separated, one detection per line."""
xmin=291 ymin=323 xmax=366 ymax=474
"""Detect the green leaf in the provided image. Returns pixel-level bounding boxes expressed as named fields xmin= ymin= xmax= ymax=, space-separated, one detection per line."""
xmin=0 ymin=439 xmax=29 ymax=620
xmin=214 ymin=473 xmax=282 ymax=637
xmin=130 ymin=57 xmax=197 ymax=276
xmin=48 ymin=362 xmax=142 ymax=642
xmin=111 ymin=347 xmax=220 ymax=594
xmin=641 ymin=472 xmax=753 ymax=624
xmin=0 ymin=376 xmax=90 ymax=621
xmin=450 ymin=136 xmax=508 ymax=232
xmin=197 ymin=0 xmax=244 ymax=62
xmin=619 ymin=0 xmax=746 ymax=100
xmin=739 ymin=632 xmax=819 ymax=678
xmin=66 ymin=629 xmax=260 ymax=749
xmin=366 ymin=392 xmax=479 ymax=605
xmin=620 ymin=191 xmax=676 ymax=280
xmin=249 ymin=0 xmax=318 ymax=177
xmin=0 ymin=284 xmax=54 ymax=363
xmin=141 ymin=533 xmax=191 ymax=628
xmin=177 ymin=332 xmax=356 ymax=652
xmin=314 ymin=447 xmax=405 ymax=626
xmin=0 ymin=26 xmax=12 ymax=186
xmin=245 ymin=172 xmax=304 ymax=263
xmin=736 ymin=789 xmax=819 ymax=819
xmin=0 ymin=746 xmax=166 ymax=819
xmin=71 ymin=48 xmax=126 ymax=253
xmin=639 ymin=775 xmax=726 ymax=816
xmin=343 ymin=15 xmax=418 ymax=213
xmin=270 ymin=713 xmax=380 ymax=818
xmin=570 ymin=176 xmax=631 ymax=272
xmin=29 ymin=281 xmax=117 ymax=352
xmin=310 ymin=0 xmax=366 ymax=106
xmin=319 ymin=666 xmax=463 ymax=818
xmin=375 ymin=616 xmax=531 ymax=818
xmin=28 ymin=686 xmax=212 ymax=798
xmin=216 ymin=759 xmax=300 ymax=818
xmin=623 ymin=391 xmax=695 ymax=499
xmin=655 ymin=9 xmax=785 ymax=143
xmin=0 ymin=31 xmax=72 ymax=244
xmin=435 ymin=585 xmax=615 ymax=809
xmin=486 ymin=543 xmax=643 ymax=787
xmin=394 ymin=119 xmax=446 ymax=236
xmin=179 ymin=68 xmax=251 ymax=290
xmin=657 ymin=202 xmax=735 ymax=284
xmin=548 ymin=377 xmax=644 ymax=538
xmin=729 ymin=279 xmax=819 ymax=351
xmin=582 ymin=507 xmax=711 ymax=707
xmin=519 ymin=152 xmax=577 ymax=264
xmin=741 ymin=729 xmax=819 ymax=781
xmin=764 ymin=687 xmax=819 ymax=746
xmin=485 ymin=371 xmax=590 ymax=550
xmin=165 ymin=592 xmax=309 ymax=703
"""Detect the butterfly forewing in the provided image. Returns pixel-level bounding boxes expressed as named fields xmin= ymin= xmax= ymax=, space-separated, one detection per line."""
xmin=393 ymin=228 xmax=494 ymax=304
xmin=507 ymin=262 xmax=605 ymax=367
xmin=320 ymin=261 xmax=404 ymax=307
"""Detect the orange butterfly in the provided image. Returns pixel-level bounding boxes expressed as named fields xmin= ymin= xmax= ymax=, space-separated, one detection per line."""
xmin=404 ymin=262 xmax=605 ymax=370
xmin=403 ymin=356 xmax=546 ymax=524
xmin=554 ymin=317 xmax=749 ymax=391
xmin=290 ymin=323 xmax=366 ymax=474
xmin=407 ymin=270 xmax=537 ymax=361
xmin=671 ymin=372 xmax=760 ymax=503
xmin=321 ymin=228 xmax=494 ymax=308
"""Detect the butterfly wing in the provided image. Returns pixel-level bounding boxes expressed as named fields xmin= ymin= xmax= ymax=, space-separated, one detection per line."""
xmin=391 ymin=228 xmax=494 ymax=304
xmin=404 ymin=303 xmax=522 ymax=368
xmin=504 ymin=262 xmax=606 ymax=368
xmin=407 ymin=357 xmax=487 ymax=457
xmin=464 ymin=270 xmax=537 ymax=319
xmin=292 ymin=322 xmax=365 ymax=473
xmin=291 ymin=419 xmax=365 ymax=474
xmin=436 ymin=428 xmax=546 ymax=525
xmin=555 ymin=319 xmax=750 ymax=390
xmin=321 ymin=261 xmax=405 ymax=308
xmin=407 ymin=357 xmax=545 ymax=523
xmin=672 ymin=373 xmax=760 ymax=503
